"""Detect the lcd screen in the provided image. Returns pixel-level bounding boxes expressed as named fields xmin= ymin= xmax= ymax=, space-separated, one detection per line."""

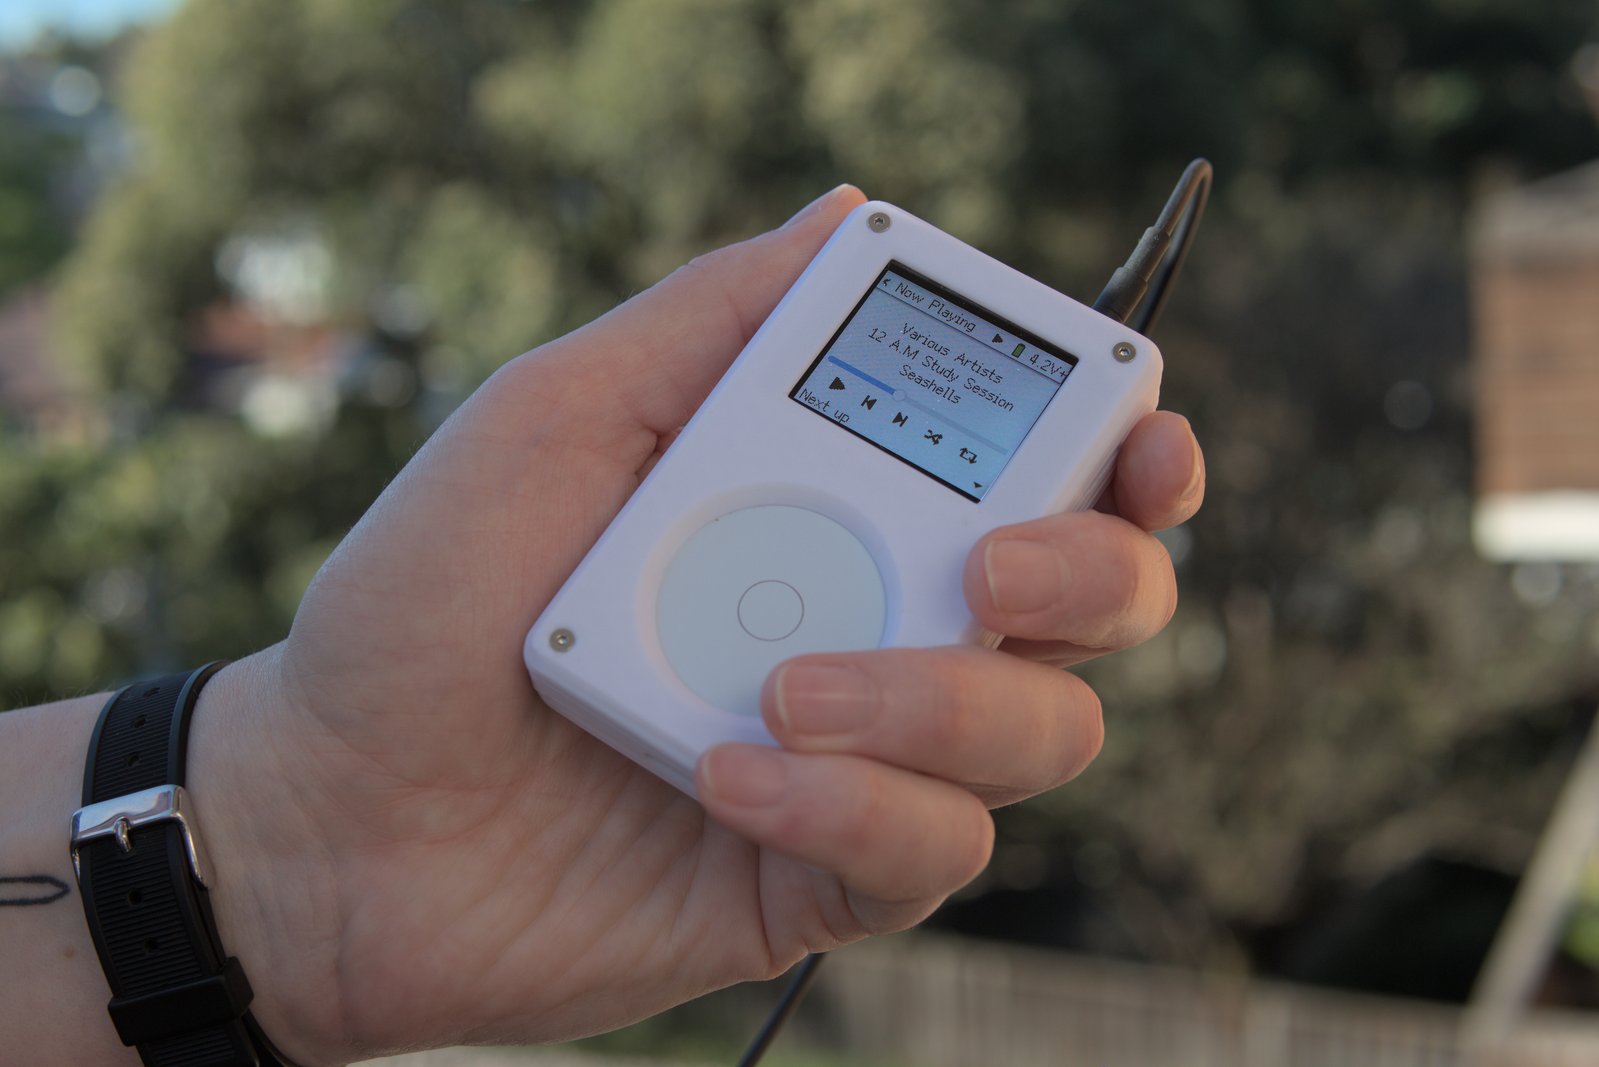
xmin=789 ymin=263 xmax=1077 ymax=501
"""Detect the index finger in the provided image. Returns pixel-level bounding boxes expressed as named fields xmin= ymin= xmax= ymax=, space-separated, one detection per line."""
xmin=1097 ymin=410 xmax=1205 ymax=531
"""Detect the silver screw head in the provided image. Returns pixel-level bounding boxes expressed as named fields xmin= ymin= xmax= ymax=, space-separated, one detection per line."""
xmin=867 ymin=211 xmax=891 ymax=233
xmin=1113 ymin=341 xmax=1137 ymax=363
xmin=550 ymin=628 xmax=575 ymax=652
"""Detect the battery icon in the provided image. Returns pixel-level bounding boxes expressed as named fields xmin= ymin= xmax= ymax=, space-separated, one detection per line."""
xmin=1011 ymin=343 xmax=1025 ymax=358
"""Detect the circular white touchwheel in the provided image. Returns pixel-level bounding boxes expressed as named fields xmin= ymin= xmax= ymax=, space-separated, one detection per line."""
xmin=657 ymin=506 xmax=886 ymax=716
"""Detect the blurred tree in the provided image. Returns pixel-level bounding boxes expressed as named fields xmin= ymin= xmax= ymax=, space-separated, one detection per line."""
xmin=0 ymin=110 xmax=74 ymax=297
xmin=0 ymin=35 xmax=136 ymax=296
xmin=0 ymin=403 xmax=405 ymax=700
xmin=16 ymin=0 xmax=1599 ymax=983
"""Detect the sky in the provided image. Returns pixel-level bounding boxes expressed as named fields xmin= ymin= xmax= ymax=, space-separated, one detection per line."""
xmin=0 ymin=0 xmax=177 ymax=51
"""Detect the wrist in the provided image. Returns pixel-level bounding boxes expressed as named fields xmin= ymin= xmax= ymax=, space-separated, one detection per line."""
xmin=186 ymin=646 xmax=348 ymax=1066
xmin=0 ymin=694 xmax=140 ymax=1067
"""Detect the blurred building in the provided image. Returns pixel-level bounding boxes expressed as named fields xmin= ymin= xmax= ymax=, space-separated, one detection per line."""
xmin=0 ymin=281 xmax=366 ymax=444
xmin=0 ymin=284 xmax=94 ymax=440
xmin=1471 ymin=160 xmax=1599 ymax=561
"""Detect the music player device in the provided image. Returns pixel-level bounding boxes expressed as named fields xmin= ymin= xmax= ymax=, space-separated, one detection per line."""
xmin=524 ymin=200 xmax=1162 ymax=795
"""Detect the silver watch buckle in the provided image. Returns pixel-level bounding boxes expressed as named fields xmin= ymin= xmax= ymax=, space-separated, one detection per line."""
xmin=70 ymin=784 xmax=211 ymax=889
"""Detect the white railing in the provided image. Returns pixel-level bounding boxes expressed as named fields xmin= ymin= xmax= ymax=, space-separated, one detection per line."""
xmin=814 ymin=936 xmax=1599 ymax=1067
xmin=373 ymin=935 xmax=1599 ymax=1067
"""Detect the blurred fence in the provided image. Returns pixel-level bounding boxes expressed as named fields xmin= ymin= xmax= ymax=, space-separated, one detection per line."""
xmin=371 ymin=935 xmax=1599 ymax=1067
xmin=804 ymin=936 xmax=1599 ymax=1067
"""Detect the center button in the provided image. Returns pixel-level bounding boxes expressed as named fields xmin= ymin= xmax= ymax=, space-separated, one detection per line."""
xmin=737 ymin=580 xmax=805 ymax=641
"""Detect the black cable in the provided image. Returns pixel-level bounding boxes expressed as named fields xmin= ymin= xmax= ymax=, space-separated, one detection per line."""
xmin=1093 ymin=158 xmax=1213 ymax=335
xmin=733 ymin=952 xmax=826 ymax=1067
xmin=729 ymin=161 xmax=1214 ymax=1067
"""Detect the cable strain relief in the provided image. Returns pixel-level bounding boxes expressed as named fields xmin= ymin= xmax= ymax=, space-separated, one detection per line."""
xmin=1128 ymin=225 xmax=1168 ymax=278
xmin=1092 ymin=266 xmax=1148 ymax=325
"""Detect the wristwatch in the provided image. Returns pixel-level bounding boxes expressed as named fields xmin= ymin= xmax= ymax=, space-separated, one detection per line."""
xmin=69 ymin=663 xmax=298 ymax=1067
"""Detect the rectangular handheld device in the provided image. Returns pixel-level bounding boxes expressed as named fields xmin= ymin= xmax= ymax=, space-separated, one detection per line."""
xmin=524 ymin=201 xmax=1162 ymax=795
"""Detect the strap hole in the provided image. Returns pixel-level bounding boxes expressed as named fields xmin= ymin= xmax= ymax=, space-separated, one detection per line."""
xmin=143 ymin=938 xmax=160 ymax=954
xmin=142 ymin=686 xmax=160 ymax=698
xmin=132 ymin=715 xmax=146 ymax=728
xmin=125 ymin=752 xmax=140 ymax=768
xmin=127 ymin=889 xmax=143 ymax=906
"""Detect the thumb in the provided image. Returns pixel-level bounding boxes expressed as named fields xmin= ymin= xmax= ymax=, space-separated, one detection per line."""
xmin=556 ymin=184 xmax=868 ymax=434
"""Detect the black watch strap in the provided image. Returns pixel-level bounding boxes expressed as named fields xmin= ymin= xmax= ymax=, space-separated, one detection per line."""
xmin=71 ymin=664 xmax=296 ymax=1067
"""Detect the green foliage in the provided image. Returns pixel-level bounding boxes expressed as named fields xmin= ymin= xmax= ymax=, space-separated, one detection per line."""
xmin=0 ymin=404 xmax=407 ymax=704
xmin=51 ymin=0 xmax=1599 ymax=395
xmin=53 ymin=178 xmax=223 ymax=396
xmin=0 ymin=111 xmax=74 ymax=297
xmin=1565 ymin=853 xmax=1599 ymax=968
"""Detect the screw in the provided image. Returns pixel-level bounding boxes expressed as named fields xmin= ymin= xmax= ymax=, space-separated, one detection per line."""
xmin=1113 ymin=342 xmax=1137 ymax=363
xmin=550 ymin=628 xmax=575 ymax=652
xmin=867 ymin=211 xmax=891 ymax=233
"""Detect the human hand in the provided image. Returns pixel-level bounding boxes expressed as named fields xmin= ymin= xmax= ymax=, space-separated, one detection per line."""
xmin=185 ymin=185 xmax=1205 ymax=1064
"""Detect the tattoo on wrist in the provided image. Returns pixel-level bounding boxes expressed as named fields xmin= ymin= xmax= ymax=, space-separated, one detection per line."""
xmin=0 ymin=874 xmax=70 ymax=907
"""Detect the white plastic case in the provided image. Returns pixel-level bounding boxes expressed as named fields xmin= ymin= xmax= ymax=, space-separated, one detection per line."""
xmin=524 ymin=200 xmax=1162 ymax=795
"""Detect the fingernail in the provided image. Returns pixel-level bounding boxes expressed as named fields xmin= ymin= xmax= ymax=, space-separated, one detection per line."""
xmin=776 ymin=664 xmax=870 ymax=736
xmin=1179 ymin=431 xmax=1205 ymax=507
xmin=702 ymin=747 xmax=789 ymax=807
xmin=984 ymin=539 xmax=1067 ymax=614
xmin=783 ymin=184 xmax=847 ymax=229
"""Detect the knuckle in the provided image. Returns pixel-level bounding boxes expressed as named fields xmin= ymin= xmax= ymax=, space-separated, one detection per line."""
xmin=845 ymin=889 xmax=937 ymax=937
xmin=1143 ymin=535 xmax=1179 ymax=633
xmin=680 ymin=246 xmax=728 ymax=277
xmin=921 ymin=654 xmax=983 ymax=754
xmin=1022 ymin=673 xmax=1102 ymax=790
xmin=1085 ymin=526 xmax=1179 ymax=649
xmin=836 ymin=767 xmax=888 ymax=857
xmin=1054 ymin=680 xmax=1105 ymax=784
xmin=1159 ymin=560 xmax=1180 ymax=631
xmin=1164 ymin=485 xmax=1203 ymax=529
xmin=1070 ymin=530 xmax=1143 ymax=648
xmin=1114 ymin=542 xmax=1146 ymax=624
xmin=954 ymin=798 xmax=996 ymax=887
